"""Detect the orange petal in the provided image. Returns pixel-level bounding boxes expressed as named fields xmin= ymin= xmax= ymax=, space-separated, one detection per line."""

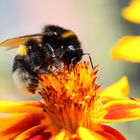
xmin=77 ymin=126 xmax=126 ymax=140
xmin=99 ymin=76 xmax=129 ymax=101
xmin=122 ymin=0 xmax=140 ymax=24
xmin=0 ymin=101 xmax=43 ymax=114
xmin=14 ymin=124 xmax=53 ymax=140
xmin=111 ymin=36 xmax=140 ymax=62
xmin=0 ymin=113 xmax=45 ymax=140
xmin=96 ymin=124 xmax=126 ymax=140
xmin=95 ymin=99 xmax=140 ymax=123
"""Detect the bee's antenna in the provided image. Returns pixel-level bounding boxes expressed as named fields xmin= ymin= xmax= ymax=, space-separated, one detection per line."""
xmin=82 ymin=53 xmax=93 ymax=68
xmin=70 ymin=52 xmax=93 ymax=69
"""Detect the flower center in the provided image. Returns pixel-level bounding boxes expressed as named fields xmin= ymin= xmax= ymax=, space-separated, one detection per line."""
xmin=37 ymin=62 xmax=100 ymax=132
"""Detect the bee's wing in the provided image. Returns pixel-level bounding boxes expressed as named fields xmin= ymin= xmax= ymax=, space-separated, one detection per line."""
xmin=0 ymin=33 xmax=46 ymax=50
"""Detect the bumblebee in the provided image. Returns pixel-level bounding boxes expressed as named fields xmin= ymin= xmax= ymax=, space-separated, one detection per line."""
xmin=0 ymin=25 xmax=93 ymax=93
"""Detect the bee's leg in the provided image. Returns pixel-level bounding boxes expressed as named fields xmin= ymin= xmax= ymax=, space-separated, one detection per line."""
xmin=70 ymin=57 xmax=77 ymax=69
xmin=67 ymin=56 xmax=80 ymax=71
xmin=36 ymin=67 xmax=51 ymax=74
xmin=82 ymin=53 xmax=93 ymax=68
xmin=51 ymin=57 xmax=69 ymax=79
xmin=29 ymin=50 xmax=41 ymax=71
xmin=29 ymin=49 xmax=56 ymax=77
xmin=37 ymin=67 xmax=60 ymax=81
xmin=28 ymin=48 xmax=58 ymax=79
xmin=52 ymin=57 xmax=62 ymax=68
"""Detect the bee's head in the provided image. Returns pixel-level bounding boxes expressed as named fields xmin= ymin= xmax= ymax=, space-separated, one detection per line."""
xmin=60 ymin=45 xmax=83 ymax=66
xmin=42 ymin=25 xmax=83 ymax=66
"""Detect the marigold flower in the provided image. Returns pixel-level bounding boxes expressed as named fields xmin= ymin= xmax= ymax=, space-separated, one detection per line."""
xmin=1 ymin=62 xmax=140 ymax=140
xmin=122 ymin=0 xmax=140 ymax=24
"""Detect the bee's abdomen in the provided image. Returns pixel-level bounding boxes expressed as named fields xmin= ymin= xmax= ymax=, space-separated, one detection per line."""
xmin=12 ymin=56 xmax=38 ymax=94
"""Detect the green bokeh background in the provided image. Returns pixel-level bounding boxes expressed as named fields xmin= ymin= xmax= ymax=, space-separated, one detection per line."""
xmin=0 ymin=0 xmax=140 ymax=139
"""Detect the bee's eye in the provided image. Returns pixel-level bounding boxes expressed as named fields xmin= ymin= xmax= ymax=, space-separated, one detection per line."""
xmin=54 ymin=32 xmax=57 ymax=35
xmin=67 ymin=45 xmax=75 ymax=51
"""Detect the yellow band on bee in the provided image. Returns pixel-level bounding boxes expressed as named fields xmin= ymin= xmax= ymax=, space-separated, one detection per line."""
xmin=61 ymin=31 xmax=76 ymax=38
xmin=16 ymin=45 xmax=28 ymax=56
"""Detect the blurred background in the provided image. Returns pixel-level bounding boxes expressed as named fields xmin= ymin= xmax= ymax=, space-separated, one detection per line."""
xmin=0 ymin=0 xmax=140 ymax=139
